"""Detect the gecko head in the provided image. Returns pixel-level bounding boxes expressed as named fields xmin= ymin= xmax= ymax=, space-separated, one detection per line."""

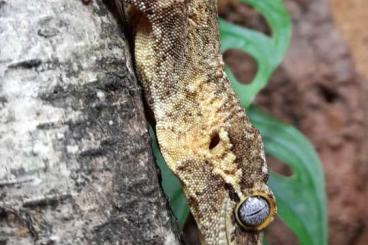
xmin=234 ymin=191 xmax=276 ymax=231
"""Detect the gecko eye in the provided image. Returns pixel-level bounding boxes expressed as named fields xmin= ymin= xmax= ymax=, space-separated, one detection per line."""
xmin=238 ymin=197 xmax=269 ymax=226
xmin=235 ymin=192 xmax=276 ymax=231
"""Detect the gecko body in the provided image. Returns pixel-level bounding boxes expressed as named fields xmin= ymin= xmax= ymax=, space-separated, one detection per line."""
xmin=122 ymin=1 xmax=276 ymax=244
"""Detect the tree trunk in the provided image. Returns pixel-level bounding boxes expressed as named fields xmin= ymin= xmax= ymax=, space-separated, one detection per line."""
xmin=0 ymin=0 xmax=180 ymax=244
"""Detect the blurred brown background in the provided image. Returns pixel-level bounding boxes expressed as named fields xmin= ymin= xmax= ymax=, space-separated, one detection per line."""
xmin=220 ymin=0 xmax=368 ymax=244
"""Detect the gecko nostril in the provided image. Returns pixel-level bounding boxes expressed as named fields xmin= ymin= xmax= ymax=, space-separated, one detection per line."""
xmin=209 ymin=132 xmax=220 ymax=150
xmin=235 ymin=192 xmax=276 ymax=231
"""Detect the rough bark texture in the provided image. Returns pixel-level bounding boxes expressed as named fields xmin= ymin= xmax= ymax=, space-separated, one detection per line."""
xmin=0 ymin=0 xmax=180 ymax=244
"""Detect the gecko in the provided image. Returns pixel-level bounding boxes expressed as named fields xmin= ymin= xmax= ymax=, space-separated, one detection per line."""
xmin=120 ymin=0 xmax=277 ymax=244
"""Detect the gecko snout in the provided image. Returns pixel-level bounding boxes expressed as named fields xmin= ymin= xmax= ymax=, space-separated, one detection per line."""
xmin=235 ymin=191 xmax=276 ymax=231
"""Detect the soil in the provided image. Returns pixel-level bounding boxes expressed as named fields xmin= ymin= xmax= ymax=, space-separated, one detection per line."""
xmin=220 ymin=0 xmax=368 ymax=244
xmin=328 ymin=0 xmax=368 ymax=79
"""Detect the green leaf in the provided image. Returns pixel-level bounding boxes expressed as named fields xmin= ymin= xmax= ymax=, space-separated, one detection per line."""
xmin=149 ymin=127 xmax=190 ymax=228
xmin=248 ymin=106 xmax=328 ymax=245
xmin=220 ymin=0 xmax=291 ymax=107
xmin=262 ymin=237 xmax=270 ymax=245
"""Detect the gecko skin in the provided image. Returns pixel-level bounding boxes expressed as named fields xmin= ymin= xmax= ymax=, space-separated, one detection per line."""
xmin=122 ymin=0 xmax=276 ymax=244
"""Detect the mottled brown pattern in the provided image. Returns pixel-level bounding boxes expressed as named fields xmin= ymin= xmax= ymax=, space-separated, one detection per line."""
xmin=122 ymin=0 xmax=275 ymax=244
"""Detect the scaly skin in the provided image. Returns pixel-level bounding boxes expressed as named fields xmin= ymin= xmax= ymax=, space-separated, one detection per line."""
xmin=122 ymin=1 xmax=276 ymax=244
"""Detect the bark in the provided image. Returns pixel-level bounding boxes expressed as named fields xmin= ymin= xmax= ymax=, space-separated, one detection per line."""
xmin=0 ymin=0 xmax=180 ymax=244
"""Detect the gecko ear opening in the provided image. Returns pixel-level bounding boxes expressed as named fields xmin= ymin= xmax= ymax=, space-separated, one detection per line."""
xmin=209 ymin=132 xmax=220 ymax=149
